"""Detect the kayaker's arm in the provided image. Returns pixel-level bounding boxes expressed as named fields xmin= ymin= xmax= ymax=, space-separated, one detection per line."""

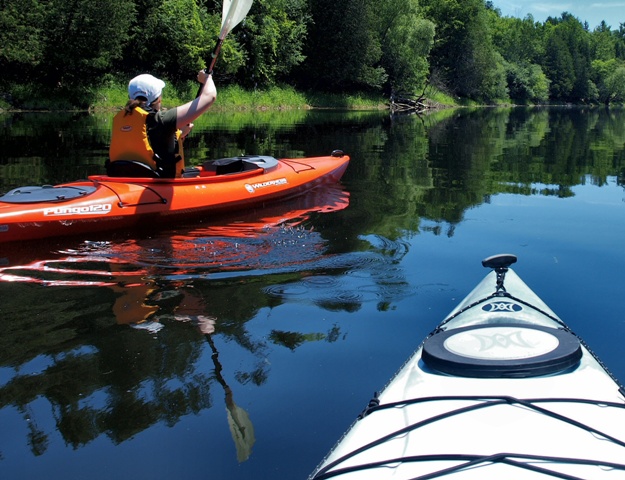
xmin=176 ymin=0 xmax=252 ymax=130
xmin=176 ymin=71 xmax=217 ymax=130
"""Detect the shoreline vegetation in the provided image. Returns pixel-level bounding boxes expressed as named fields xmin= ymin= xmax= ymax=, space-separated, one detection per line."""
xmin=1 ymin=81 xmax=619 ymax=114
xmin=0 ymin=81 xmax=462 ymax=113
xmin=4 ymin=2 xmax=625 ymax=116
xmin=1 ymin=82 xmax=620 ymax=114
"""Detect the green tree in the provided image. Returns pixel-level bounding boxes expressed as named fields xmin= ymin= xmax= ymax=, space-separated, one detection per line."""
xmin=528 ymin=64 xmax=551 ymax=101
xmin=375 ymin=0 xmax=435 ymax=95
xmin=489 ymin=13 xmax=546 ymax=65
xmin=298 ymin=0 xmax=386 ymax=91
xmin=542 ymin=13 xmax=594 ymax=102
xmin=43 ymin=0 xmax=136 ymax=88
xmin=591 ymin=58 xmax=624 ymax=103
xmin=240 ymin=0 xmax=310 ymax=87
xmin=615 ymin=23 xmax=625 ymax=59
xmin=592 ymin=21 xmax=616 ymax=61
xmin=488 ymin=13 xmax=550 ymax=103
xmin=127 ymin=0 xmax=218 ymax=84
xmin=504 ymin=61 xmax=549 ymax=103
xmin=421 ymin=0 xmax=507 ymax=101
xmin=0 ymin=0 xmax=47 ymax=83
xmin=544 ymin=32 xmax=575 ymax=99
xmin=606 ymin=66 xmax=625 ymax=103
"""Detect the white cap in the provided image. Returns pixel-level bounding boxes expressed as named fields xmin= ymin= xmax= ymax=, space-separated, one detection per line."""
xmin=128 ymin=74 xmax=166 ymax=104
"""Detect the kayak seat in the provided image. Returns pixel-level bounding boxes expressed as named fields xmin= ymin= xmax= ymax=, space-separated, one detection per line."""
xmin=202 ymin=157 xmax=262 ymax=176
xmin=182 ymin=167 xmax=201 ymax=178
xmin=170 ymin=156 xmax=278 ymax=178
xmin=243 ymin=155 xmax=279 ymax=172
xmin=105 ymin=160 xmax=161 ymax=178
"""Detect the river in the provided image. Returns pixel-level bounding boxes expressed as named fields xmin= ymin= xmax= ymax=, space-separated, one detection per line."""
xmin=1 ymin=106 xmax=624 ymax=479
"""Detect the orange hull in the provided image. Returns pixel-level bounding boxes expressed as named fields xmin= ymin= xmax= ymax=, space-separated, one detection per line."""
xmin=0 ymin=153 xmax=349 ymax=243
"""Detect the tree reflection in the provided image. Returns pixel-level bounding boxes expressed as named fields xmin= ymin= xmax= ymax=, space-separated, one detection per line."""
xmin=3 ymin=107 xmax=624 ymax=466
xmin=0 ymin=186 xmax=365 ymax=460
xmin=338 ymin=106 xmax=625 ymax=239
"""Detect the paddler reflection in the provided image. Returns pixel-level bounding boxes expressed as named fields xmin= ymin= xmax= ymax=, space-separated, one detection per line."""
xmin=206 ymin=332 xmax=256 ymax=463
xmin=110 ymin=275 xmax=256 ymax=462
xmin=0 ymin=185 xmax=350 ymax=462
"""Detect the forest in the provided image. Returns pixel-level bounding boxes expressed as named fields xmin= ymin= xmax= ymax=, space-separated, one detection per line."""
xmin=1 ymin=0 xmax=625 ymax=106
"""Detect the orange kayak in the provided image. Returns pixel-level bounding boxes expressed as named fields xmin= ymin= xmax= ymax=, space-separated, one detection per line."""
xmin=0 ymin=151 xmax=349 ymax=243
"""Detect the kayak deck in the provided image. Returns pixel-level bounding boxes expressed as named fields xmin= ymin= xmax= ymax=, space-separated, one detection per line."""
xmin=310 ymin=255 xmax=625 ymax=479
xmin=0 ymin=152 xmax=350 ymax=243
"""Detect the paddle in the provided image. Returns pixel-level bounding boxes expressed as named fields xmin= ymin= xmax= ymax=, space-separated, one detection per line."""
xmin=197 ymin=0 xmax=254 ymax=96
xmin=205 ymin=334 xmax=256 ymax=462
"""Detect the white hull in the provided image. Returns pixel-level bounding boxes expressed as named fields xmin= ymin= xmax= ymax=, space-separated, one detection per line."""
xmin=310 ymin=256 xmax=625 ymax=479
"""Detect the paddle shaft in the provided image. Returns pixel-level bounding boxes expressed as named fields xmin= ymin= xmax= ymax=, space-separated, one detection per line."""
xmin=196 ymin=0 xmax=253 ymax=96
xmin=196 ymin=36 xmax=225 ymax=97
xmin=208 ymin=38 xmax=225 ymax=75
xmin=196 ymin=37 xmax=224 ymax=97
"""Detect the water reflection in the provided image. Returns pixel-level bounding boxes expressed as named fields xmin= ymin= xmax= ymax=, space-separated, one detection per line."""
xmin=205 ymin=334 xmax=255 ymax=463
xmin=343 ymin=106 xmax=625 ymax=238
xmin=0 ymin=183 xmax=414 ymax=463
xmin=2 ymin=107 xmax=625 ymax=479
xmin=0 ymin=187 xmax=336 ymax=455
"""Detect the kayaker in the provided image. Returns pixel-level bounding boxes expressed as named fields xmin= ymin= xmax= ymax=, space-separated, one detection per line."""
xmin=108 ymin=71 xmax=217 ymax=178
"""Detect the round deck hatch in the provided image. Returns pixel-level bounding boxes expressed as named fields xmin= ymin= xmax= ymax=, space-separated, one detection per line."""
xmin=0 ymin=185 xmax=97 ymax=203
xmin=422 ymin=323 xmax=582 ymax=378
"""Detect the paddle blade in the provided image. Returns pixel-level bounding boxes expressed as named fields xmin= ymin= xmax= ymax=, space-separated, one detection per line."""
xmin=226 ymin=402 xmax=255 ymax=463
xmin=219 ymin=0 xmax=254 ymax=38
xmin=221 ymin=0 xmax=231 ymax=20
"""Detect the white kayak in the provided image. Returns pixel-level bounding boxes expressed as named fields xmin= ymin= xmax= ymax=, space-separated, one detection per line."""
xmin=310 ymin=254 xmax=625 ymax=479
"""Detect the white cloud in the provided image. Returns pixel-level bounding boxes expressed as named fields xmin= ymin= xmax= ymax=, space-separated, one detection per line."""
xmin=590 ymin=2 xmax=625 ymax=7
xmin=529 ymin=3 xmax=572 ymax=14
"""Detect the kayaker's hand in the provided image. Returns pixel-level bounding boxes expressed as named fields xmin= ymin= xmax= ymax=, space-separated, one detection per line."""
xmin=197 ymin=70 xmax=210 ymax=85
xmin=181 ymin=123 xmax=194 ymax=138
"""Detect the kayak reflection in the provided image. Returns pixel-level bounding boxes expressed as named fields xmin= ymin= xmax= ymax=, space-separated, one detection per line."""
xmin=0 ymin=183 xmax=349 ymax=273
xmin=0 ymin=185 xmax=350 ymax=461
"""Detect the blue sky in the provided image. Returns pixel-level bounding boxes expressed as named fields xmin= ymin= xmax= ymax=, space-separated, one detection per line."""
xmin=493 ymin=1 xmax=625 ymax=29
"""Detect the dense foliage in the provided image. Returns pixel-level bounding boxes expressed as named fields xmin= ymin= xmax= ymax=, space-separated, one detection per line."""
xmin=1 ymin=0 xmax=625 ymax=105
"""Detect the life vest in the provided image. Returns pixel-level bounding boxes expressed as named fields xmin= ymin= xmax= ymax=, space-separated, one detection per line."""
xmin=109 ymin=107 xmax=185 ymax=176
xmin=109 ymin=106 xmax=158 ymax=169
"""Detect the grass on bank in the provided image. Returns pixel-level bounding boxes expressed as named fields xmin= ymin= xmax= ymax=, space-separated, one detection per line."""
xmin=101 ymin=82 xmax=392 ymax=111
xmin=1 ymin=79 xmax=393 ymax=112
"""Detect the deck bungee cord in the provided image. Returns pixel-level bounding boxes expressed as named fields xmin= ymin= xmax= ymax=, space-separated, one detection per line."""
xmin=313 ymin=395 xmax=625 ymax=479
xmin=309 ymin=254 xmax=625 ymax=480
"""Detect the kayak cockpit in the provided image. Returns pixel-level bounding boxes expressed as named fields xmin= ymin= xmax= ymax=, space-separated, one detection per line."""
xmin=183 ymin=155 xmax=280 ymax=177
xmin=105 ymin=155 xmax=279 ymax=179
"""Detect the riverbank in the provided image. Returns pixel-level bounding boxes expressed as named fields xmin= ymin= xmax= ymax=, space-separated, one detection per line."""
xmin=0 ymin=82 xmax=384 ymax=112
xmin=0 ymin=81 xmax=458 ymax=112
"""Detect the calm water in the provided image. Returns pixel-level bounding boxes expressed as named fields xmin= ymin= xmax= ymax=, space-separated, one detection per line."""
xmin=1 ymin=107 xmax=624 ymax=479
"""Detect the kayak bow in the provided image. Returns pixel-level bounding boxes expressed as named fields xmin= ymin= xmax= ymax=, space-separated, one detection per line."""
xmin=310 ymin=254 xmax=625 ymax=479
xmin=0 ymin=151 xmax=349 ymax=243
